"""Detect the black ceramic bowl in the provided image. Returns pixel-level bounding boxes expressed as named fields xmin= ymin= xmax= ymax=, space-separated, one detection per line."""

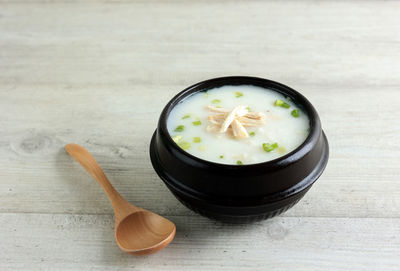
xmin=150 ymin=76 xmax=329 ymax=223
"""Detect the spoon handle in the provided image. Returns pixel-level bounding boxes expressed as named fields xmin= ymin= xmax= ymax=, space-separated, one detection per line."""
xmin=65 ymin=143 xmax=138 ymax=216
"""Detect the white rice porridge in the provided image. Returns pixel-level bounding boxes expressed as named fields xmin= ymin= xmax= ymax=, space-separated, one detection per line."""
xmin=167 ymin=85 xmax=309 ymax=165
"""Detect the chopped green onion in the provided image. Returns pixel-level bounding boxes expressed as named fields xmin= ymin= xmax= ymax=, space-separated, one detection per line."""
xmin=219 ymin=155 xmax=224 ymax=159
xmin=246 ymin=106 xmax=251 ymax=112
xmin=178 ymin=141 xmax=191 ymax=150
xmin=172 ymin=135 xmax=182 ymax=143
xmin=236 ymin=160 xmax=243 ymax=165
xmin=263 ymin=142 xmax=279 ymax=152
xmin=182 ymin=114 xmax=190 ymax=119
xmin=174 ymin=125 xmax=185 ymax=132
xmin=193 ymin=137 xmax=201 ymax=143
xmin=249 ymin=132 xmax=255 ymax=137
xmin=192 ymin=120 xmax=202 ymax=126
xmin=211 ymin=99 xmax=221 ymax=104
xmin=291 ymin=109 xmax=299 ymax=117
xmin=274 ymin=99 xmax=290 ymax=108
xmin=235 ymin=91 xmax=243 ymax=98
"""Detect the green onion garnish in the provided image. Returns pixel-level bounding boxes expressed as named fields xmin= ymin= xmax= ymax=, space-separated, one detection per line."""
xmin=274 ymin=99 xmax=290 ymax=108
xmin=192 ymin=120 xmax=202 ymax=126
xmin=174 ymin=125 xmax=185 ymax=132
xmin=235 ymin=91 xmax=243 ymax=98
xmin=263 ymin=142 xmax=279 ymax=152
xmin=249 ymin=132 xmax=255 ymax=137
xmin=246 ymin=106 xmax=251 ymax=112
xmin=182 ymin=114 xmax=190 ymax=119
xmin=211 ymin=99 xmax=221 ymax=104
xmin=193 ymin=137 xmax=201 ymax=143
xmin=178 ymin=141 xmax=191 ymax=150
xmin=172 ymin=135 xmax=182 ymax=143
xmin=236 ymin=160 xmax=243 ymax=165
xmin=220 ymin=155 xmax=224 ymax=159
xmin=291 ymin=109 xmax=299 ymax=117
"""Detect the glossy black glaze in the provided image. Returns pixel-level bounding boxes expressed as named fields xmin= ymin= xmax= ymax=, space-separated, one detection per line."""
xmin=150 ymin=76 xmax=329 ymax=223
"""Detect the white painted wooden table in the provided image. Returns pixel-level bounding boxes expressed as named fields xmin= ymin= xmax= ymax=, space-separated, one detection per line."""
xmin=1 ymin=1 xmax=399 ymax=270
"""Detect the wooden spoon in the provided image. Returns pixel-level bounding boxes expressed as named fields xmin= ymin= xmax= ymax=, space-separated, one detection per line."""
xmin=65 ymin=143 xmax=176 ymax=255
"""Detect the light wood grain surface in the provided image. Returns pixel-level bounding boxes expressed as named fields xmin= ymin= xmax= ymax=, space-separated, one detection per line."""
xmin=1 ymin=1 xmax=399 ymax=270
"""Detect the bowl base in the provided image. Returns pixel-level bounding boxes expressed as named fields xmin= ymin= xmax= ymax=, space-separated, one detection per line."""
xmin=169 ymin=187 xmax=309 ymax=224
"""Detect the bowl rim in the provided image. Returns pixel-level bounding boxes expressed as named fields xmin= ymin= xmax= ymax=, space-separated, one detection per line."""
xmin=158 ymin=76 xmax=321 ymax=169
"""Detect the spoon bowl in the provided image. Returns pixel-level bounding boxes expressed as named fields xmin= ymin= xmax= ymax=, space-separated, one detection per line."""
xmin=116 ymin=211 xmax=176 ymax=255
xmin=65 ymin=143 xmax=176 ymax=255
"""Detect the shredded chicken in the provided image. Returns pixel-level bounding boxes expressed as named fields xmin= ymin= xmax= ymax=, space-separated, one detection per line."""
xmin=231 ymin=119 xmax=249 ymax=139
xmin=208 ymin=114 xmax=264 ymax=127
xmin=219 ymin=105 xmax=248 ymax=133
xmin=207 ymin=105 xmax=266 ymax=119
xmin=206 ymin=105 xmax=266 ymax=139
